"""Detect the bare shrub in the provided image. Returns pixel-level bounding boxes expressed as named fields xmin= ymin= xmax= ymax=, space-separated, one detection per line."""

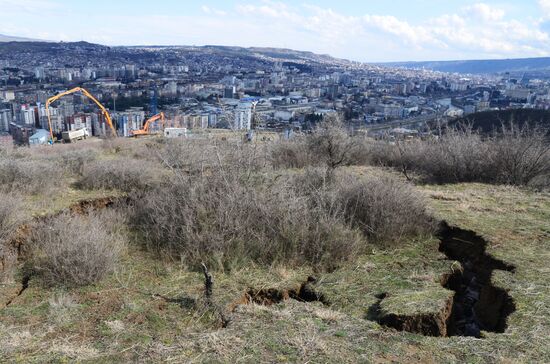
xmin=77 ymin=157 xmax=163 ymax=192
xmin=0 ymin=159 xmax=59 ymax=194
xmin=54 ymin=148 xmax=99 ymax=176
xmin=156 ymin=138 xmax=269 ymax=176
xmin=0 ymin=195 xmax=24 ymax=244
xmin=133 ymin=163 xmax=366 ymax=271
xmin=29 ymin=210 xmax=126 ymax=287
xmin=308 ymin=118 xmax=359 ymax=175
xmin=133 ymin=156 xmax=432 ymax=270
xmin=334 ymin=174 xmax=434 ymax=243
xmin=0 ymin=195 xmax=25 ymax=279
xmin=270 ymin=138 xmax=314 ymax=169
xmin=270 ymin=118 xmax=367 ymax=171
xmin=489 ymin=125 xmax=550 ymax=186
xmin=374 ymin=124 xmax=550 ymax=186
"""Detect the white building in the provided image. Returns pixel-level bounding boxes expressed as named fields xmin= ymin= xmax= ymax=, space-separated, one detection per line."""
xmin=234 ymin=102 xmax=253 ymax=130
xmin=0 ymin=109 xmax=12 ymax=132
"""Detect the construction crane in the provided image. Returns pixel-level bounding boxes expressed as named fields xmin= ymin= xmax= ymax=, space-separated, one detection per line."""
xmin=46 ymin=87 xmax=116 ymax=142
xmin=130 ymin=112 xmax=165 ymax=137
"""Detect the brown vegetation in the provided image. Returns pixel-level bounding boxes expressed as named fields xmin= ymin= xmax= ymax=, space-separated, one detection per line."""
xmin=28 ymin=210 xmax=126 ymax=287
xmin=371 ymin=124 xmax=550 ymax=187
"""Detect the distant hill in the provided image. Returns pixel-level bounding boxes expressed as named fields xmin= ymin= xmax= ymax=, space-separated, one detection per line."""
xmin=0 ymin=33 xmax=49 ymax=42
xmin=450 ymin=109 xmax=550 ymax=133
xmin=0 ymin=40 xmax=351 ymax=69
xmin=129 ymin=44 xmax=352 ymax=66
xmin=382 ymin=57 xmax=550 ymax=74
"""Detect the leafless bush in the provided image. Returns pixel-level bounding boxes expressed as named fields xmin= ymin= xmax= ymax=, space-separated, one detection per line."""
xmin=308 ymin=118 xmax=359 ymax=172
xmin=0 ymin=195 xmax=23 ymax=243
xmin=270 ymin=138 xmax=314 ymax=169
xmin=292 ymin=169 xmax=434 ymax=244
xmin=29 ymin=210 xmax=126 ymax=287
xmin=489 ymin=125 xmax=550 ymax=186
xmin=374 ymin=125 xmax=550 ymax=186
xmin=333 ymin=174 xmax=434 ymax=243
xmin=77 ymin=157 xmax=163 ymax=192
xmin=155 ymin=138 xmax=269 ymax=177
xmin=54 ymin=148 xmax=100 ymax=176
xmin=271 ymin=119 xmax=368 ymax=171
xmin=133 ymin=153 xmax=432 ymax=270
xmin=133 ymin=162 xmax=366 ymax=271
xmin=0 ymin=195 xmax=25 ymax=275
xmin=0 ymin=159 xmax=59 ymax=194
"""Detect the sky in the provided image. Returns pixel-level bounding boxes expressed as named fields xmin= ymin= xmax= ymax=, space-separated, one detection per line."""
xmin=1 ymin=0 xmax=550 ymax=62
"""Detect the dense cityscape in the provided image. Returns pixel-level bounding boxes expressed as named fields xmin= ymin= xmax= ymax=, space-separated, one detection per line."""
xmin=1 ymin=41 xmax=550 ymax=146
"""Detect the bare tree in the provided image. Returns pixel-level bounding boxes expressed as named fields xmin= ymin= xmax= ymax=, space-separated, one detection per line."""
xmin=308 ymin=115 xmax=358 ymax=180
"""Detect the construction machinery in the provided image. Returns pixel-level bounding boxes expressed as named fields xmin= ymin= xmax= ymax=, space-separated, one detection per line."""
xmin=62 ymin=128 xmax=89 ymax=143
xmin=130 ymin=112 xmax=165 ymax=137
xmin=46 ymin=87 xmax=116 ymax=143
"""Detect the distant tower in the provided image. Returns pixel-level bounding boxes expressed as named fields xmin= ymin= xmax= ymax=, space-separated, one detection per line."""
xmin=150 ymin=86 xmax=158 ymax=115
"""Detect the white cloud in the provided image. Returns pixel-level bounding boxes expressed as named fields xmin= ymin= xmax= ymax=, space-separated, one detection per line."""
xmin=0 ymin=1 xmax=548 ymax=62
xmin=463 ymin=3 xmax=505 ymax=22
xmin=539 ymin=0 xmax=550 ymax=17
xmin=0 ymin=0 xmax=59 ymax=13
xmin=201 ymin=5 xmax=227 ymax=16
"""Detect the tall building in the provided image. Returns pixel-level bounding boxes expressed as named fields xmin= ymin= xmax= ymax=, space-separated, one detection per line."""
xmin=34 ymin=67 xmax=45 ymax=80
xmin=0 ymin=109 xmax=13 ymax=132
xmin=115 ymin=109 xmax=145 ymax=137
xmin=19 ymin=105 xmax=38 ymax=127
xmin=234 ymin=102 xmax=253 ymax=130
xmin=66 ymin=113 xmax=94 ymax=135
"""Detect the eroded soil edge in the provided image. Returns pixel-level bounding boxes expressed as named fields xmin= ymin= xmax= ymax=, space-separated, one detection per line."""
xmin=1 ymin=196 xmax=126 ymax=308
xmin=370 ymin=221 xmax=516 ymax=337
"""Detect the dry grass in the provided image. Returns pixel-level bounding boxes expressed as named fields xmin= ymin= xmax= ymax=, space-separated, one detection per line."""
xmin=0 ymin=195 xmax=24 ymax=246
xmin=2 ymin=134 xmax=548 ymax=362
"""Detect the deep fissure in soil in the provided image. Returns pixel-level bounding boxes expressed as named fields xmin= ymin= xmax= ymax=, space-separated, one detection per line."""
xmin=368 ymin=222 xmax=516 ymax=337
xmin=438 ymin=222 xmax=516 ymax=337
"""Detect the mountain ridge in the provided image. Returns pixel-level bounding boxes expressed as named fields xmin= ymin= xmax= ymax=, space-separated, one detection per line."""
xmin=380 ymin=57 xmax=550 ymax=74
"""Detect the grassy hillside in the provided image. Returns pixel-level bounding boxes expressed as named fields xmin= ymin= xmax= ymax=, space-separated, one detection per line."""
xmin=1 ymin=126 xmax=549 ymax=362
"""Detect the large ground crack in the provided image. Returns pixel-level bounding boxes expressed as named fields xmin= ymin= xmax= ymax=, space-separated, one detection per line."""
xmin=368 ymin=222 xmax=516 ymax=338
xmin=438 ymin=221 xmax=516 ymax=337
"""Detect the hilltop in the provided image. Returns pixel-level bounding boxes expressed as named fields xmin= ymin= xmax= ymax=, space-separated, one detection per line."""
xmin=0 ymin=123 xmax=549 ymax=362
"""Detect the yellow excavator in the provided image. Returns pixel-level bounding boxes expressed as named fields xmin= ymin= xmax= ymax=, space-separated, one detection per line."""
xmin=45 ymin=87 xmax=116 ymax=143
xmin=130 ymin=112 xmax=165 ymax=137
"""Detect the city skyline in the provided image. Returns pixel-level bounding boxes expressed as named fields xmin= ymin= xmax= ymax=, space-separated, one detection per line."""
xmin=0 ymin=0 xmax=550 ymax=62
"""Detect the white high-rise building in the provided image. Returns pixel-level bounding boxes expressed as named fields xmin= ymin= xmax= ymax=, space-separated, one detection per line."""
xmin=234 ymin=102 xmax=252 ymax=130
xmin=0 ymin=109 xmax=12 ymax=132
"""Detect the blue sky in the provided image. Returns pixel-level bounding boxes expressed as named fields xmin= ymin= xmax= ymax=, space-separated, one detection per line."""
xmin=1 ymin=0 xmax=550 ymax=62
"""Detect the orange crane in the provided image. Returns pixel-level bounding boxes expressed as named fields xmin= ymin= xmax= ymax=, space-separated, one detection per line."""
xmin=45 ymin=87 xmax=116 ymax=142
xmin=130 ymin=112 xmax=165 ymax=137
